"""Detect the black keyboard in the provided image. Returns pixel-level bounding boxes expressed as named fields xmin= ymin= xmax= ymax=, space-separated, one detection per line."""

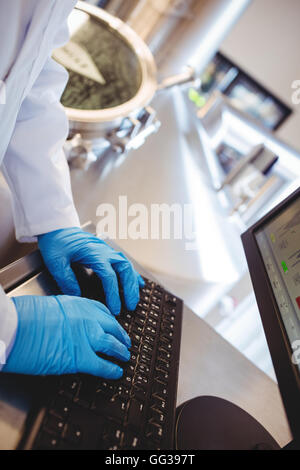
xmin=33 ymin=277 xmax=183 ymax=450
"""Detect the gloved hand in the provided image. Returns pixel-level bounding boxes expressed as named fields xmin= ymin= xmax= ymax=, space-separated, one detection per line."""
xmin=38 ymin=227 xmax=144 ymax=316
xmin=3 ymin=295 xmax=131 ymax=378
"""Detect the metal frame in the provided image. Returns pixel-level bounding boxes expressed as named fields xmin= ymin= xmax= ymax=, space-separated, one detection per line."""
xmin=242 ymin=186 xmax=300 ymax=440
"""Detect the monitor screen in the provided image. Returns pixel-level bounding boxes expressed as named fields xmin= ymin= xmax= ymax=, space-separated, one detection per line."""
xmin=255 ymin=196 xmax=300 ymax=372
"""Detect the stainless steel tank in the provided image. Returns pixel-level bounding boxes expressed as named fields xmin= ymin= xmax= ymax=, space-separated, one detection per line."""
xmin=54 ymin=2 xmax=158 ymax=143
xmin=0 ymin=0 xmax=252 ymax=311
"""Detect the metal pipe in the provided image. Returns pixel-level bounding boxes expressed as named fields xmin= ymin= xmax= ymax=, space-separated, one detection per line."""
xmin=157 ymin=65 xmax=196 ymax=91
xmin=153 ymin=0 xmax=252 ymax=76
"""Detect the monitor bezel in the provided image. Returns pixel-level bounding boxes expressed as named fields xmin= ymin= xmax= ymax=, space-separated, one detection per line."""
xmin=242 ymin=186 xmax=300 ymax=440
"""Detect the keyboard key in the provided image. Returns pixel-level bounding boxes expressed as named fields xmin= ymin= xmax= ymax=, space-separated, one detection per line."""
xmin=132 ymin=333 xmax=142 ymax=343
xmin=115 ymin=385 xmax=130 ymax=399
xmin=136 ymin=308 xmax=147 ymax=317
xmin=135 ymin=317 xmax=146 ymax=327
xmin=133 ymin=373 xmax=149 ymax=389
xmin=144 ymin=334 xmax=155 ymax=343
xmin=141 ymin=287 xmax=151 ymax=295
xmin=59 ymin=376 xmax=79 ymax=398
xmin=154 ymin=368 xmax=170 ymax=384
xmin=141 ymin=294 xmax=150 ymax=303
xmin=148 ymin=317 xmax=158 ymax=327
xmin=166 ymin=307 xmax=176 ymax=315
xmin=158 ymin=356 xmax=171 ymax=367
xmin=99 ymin=423 xmax=122 ymax=450
xmin=124 ymin=363 xmax=135 ymax=377
xmin=140 ymin=352 xmax=152 ymax=365
xmin=151 ymin=397 xmax=167 ymax=413
xmin=141 ymin=343 xmax=153 ymax=355
xmin=138 ymin=301 xmax=149 ymax=309
xmin=127 ymin=399 xmax=144 ymax=429
xmin=165 ymin=294 xmax=177 ymax=306
xmin=153 ymin=380 xmax=168 ymax=399
xmin=162 ymin=330 xmax=174 ymax=339
xmin=149 ymin=408 xmax=166 ymax=426
xmin=122 ymin=374 xmax=133 ymax=387
xmin=93 ymin=395 xmax=127 ymax=421
xmin=157 ymin=360 xmax=170 ymax=373
xmin=123 ymin=431 xmax=141 ymax=449
xmin=137 ymin=363 xmax=150 ymax=375
xmin=153 ymin=289 xmax=163 ymax=296
xmin=161 ymin=321 xmax=174 ymax=331
xmin=143 ymin=337 xmax=153 ymax=348
xmin=130 ymin=342 xmax=140 ymax=354
xmin=145 ymin=280 xmax=155 ymax=288
xmin=74 ymin=379 xmax=97 ymax=408
xmin=159 ymin=338 xmax=172 ymax=350
xmin=163 ymin=313 xmax=175 ymax=323
xmin=125 ymin=312 xmax=133 ymax=322
xmin=129 ymin=352 xmax=138 ymax=363
xmin=158 ymin=349 xmax=172 ymax=361
xmin=37 ymin=431 xmax=60 ymax=450
xmin=150 ymin=304 xmax=160 ymax=311
xmin=149 ymin=310 xmax=159 ymax=320
xmin=155 ymin=368 xmax=169 ymax=382
xmin=50 ymin=396 xmax=71 ymax=419
xmin=152 ymin=284 xmax=163 ymax=292
xmin=96 ymin=380 xmax=115 ymax=397
xmin=132 ymin=384 xmax=146 ymax=401
xmin=44 ymin=414 xmax=65 ymax=435
xmin=119 ymin=320 xmax=131 ymax=331
xmin=145 ymin=326 xmax=156 ymax=336
xmin=132 ymin=325 xmax=144 ymax=336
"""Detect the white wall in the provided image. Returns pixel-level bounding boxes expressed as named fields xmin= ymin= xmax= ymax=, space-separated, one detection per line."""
xmin=220 ymin=0 xmax=300 ymax=151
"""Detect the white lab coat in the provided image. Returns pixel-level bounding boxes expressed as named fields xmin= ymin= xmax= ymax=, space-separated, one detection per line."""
xmin=0 ymin=0 xmax=80 ymax=367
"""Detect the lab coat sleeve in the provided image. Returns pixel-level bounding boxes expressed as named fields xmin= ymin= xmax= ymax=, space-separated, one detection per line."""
xmin=0 ymin=286 xmax=18 ymax=370
xmin=1 ymin=24 xmax=80 ymax=243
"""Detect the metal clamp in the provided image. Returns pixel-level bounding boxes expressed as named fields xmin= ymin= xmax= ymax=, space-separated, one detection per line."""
xmin=106 ymin=107 xmax=161 ymax=154
xmin=63 ymin=108 xmax=160 ymax=169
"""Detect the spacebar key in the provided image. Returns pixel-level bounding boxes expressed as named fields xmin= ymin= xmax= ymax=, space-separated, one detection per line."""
xmin=127 ymin=399 xmax=144 ymax=429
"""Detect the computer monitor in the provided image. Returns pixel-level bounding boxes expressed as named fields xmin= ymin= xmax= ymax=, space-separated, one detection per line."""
xmin=242 ymin=186 xmax=300 ymax=442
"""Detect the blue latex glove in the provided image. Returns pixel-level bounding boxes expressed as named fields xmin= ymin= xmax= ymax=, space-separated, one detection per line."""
xmin=38 ymin=228 xmax=144 ymax=316
xmin=3 ymin=295 xmax=131 ymax=378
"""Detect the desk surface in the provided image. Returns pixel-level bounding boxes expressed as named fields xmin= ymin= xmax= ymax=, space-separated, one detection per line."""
xmin=179 ymin=304 xmax=292 ymax=447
